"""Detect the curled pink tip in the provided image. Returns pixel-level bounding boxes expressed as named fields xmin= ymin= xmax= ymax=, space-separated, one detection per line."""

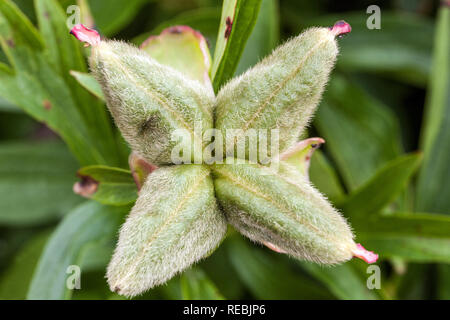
xmin=330 ymin=20 xmax=352 ymax=37
xmin=70 ymin=24 xmax=100 ymax=47
xmin=352 ymin=243 xmax=378 ymax=264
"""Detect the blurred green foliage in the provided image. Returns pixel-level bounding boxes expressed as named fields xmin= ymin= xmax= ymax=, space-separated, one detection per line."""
xmin=0 ymin=0 xmax=449 ymax=300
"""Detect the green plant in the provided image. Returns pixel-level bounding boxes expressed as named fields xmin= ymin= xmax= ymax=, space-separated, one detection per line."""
xmin=0 ymin=0 xmax=449 ymax=300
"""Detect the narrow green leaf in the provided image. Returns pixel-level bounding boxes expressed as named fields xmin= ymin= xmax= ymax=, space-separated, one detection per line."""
xmin=180 ymin=267 xmax=224 ymax=300
xmin=341 ymin=153 xmax=422 ymax=217
xmin=234 ymin=0 xmax=279 ymax=75
xmin=307 ymin=13 xmax=433 ymax=87
xmin=416 ymin=5 xmax=450 ymax=214
xmin=309 ymin=150 xmax=345 ymax=204
xmin=357 ymin=212 xmax=450 ymax=263
xmin=35 ymin=0 xmax=86 ymax=77
xmin=70 ymin=70 xmax=105 ymax=101
xmin=357 ymin=236 xmax=450 ymax=263
xmin=75 ymin=165 xmax=138 ymax=206
xmin=438 ymin=265 xmax=450 ymax=299
xmin=0 ymin=0 xmax=43 ymax=53
xmin=299 ymin=261 xmax=378 ymax=300
xmin=0 ymin=0 xmax=119 ymax=166
xmin=355 ymin=212 xmax=450 ymax=238
xmin=0 ymin=230 xmax=52 ymax=299
xmin=27 ymin=201 xmax=128 ymax=300
xmin=226 ymin=234 xmax=334 ymax=299
xmin=87 ymin=0 xmax=149 ymax=36
xmin=34 ymin=0 xmax=121 ymax=166
xmin=211 ymin=0 xmax=262 ymax=92
xmin=200 ymin=244 xmax=246 ymax=299
xmin=315 ymin=75 xmax=403 ymax=190
xmin=0 ymin=141 xmax=82 ymax=226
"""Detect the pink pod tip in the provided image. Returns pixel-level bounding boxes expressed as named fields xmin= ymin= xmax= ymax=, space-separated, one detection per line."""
xmin=330 ymin=20 xmax=352 ymax=38
xmin=352 ymin=243 xmax=379 ymax=264
xmin=70 ymin=24 xmax=101 ymax=47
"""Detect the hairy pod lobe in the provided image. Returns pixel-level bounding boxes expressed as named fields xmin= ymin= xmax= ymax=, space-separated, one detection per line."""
xmin=215 ymin=27 xmax=340 ymax=160
xmin=213 ymin=161 xmax=357 ymax=264
xmin=107 ymin=165 xmax=227 ymax=297
xmin=89 ymin=41 xmax=214 ymax=165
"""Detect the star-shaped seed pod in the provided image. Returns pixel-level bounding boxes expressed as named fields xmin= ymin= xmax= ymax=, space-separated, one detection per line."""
xmin=71 ymin=22 xmax=378 ymax=298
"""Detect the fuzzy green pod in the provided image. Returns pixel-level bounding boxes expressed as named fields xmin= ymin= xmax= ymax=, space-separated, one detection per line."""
xmin=107 ymin=165 xmax=227 ymax=297
xmin=215 ymin=27 xmax=341 ymax=159
xmin=213 ymin=160 xmax=356 ymax=264
xmin=89 ymin=40 xmax=214 ymax=165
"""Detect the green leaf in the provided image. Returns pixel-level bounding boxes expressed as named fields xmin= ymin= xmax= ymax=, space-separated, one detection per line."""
xmin=211 ymin=0 xmax=262 ymax=92
xmin=200 ymin=243 xmax=246 ymax=299
xmin=356 ymin=212 xmax=450 ymax=263
xmin=299 ymin=261 xmax=378 ymax=300
xmin=340 ymin=153 xmax=422 ymax=217
xmin=0 ymin=96 xmax=20 ymax=112
xmin=0 ymin=141 xmax=83 ymax=226
xmin=315 ymin=75 xmax=403 ymax=190
xmin=0 ymin=0 xmax=120 ymax=166
xmin=234 ymin=0 xmax=279 ymax=75
xmin=70 ymin=70 xmax=105 ymax=101
xmin=88 ymin=0 xmax=150 ymax=36
xmin=27 ymin=201 xmax=128 ymax=300
xmin=416 ymin=5 xmax=450 ymax=214
xmin=35 ymin=0 xmax=86 ymax=78
xmin=355 ymin=212 xmax=450 ymax=238
xmin=180 ymin=267 xmax=224 ymax=300
xmin=140 ymin=26 xmax=213 ymax=89
xmin=309 ymin=150 xmax=345 ymax=204
xmin=0 ymin=0 xmax=43 ymax=51
xmin=0 ymin=230 xmax=52 ymax=299
xmin=226 ymin=234 xmax=334 ymax=299
xmin=34 ymin=0 xmax=120 ymax=165
xmin=307 ymin=12 xmax=433 ymax=87
xmin=75 ymin=165 xmax=138 ymax=206
xmin=438 ymin=265 xmax=450 ymax=299
xmin=357 ymin=237 xmax=450 ymax=263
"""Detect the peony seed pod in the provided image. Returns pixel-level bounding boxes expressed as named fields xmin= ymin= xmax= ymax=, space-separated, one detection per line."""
xmin=89 ymin=40 xmax=214 ymax=165
xmin=215 ymin=22 xmax=349 ymax=160
xmin=107 ymin=165 xmax=227 ymax=297
xmin=213 ymin=160 xmax=372 ymax=264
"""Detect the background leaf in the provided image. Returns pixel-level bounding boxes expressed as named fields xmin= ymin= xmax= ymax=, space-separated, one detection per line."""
xmin=340 ymin=153 xmax=422 ymax=217
xmin=299 ymin=261 xmax=379 ymax=300
xmin=27 ymin=201 xmax=128 ymax=299
xmin=211 ymin=0 xmax=262 ymax=92
xmin=76 ymin=165 xmax=138 ymax=206
xmin=0 ymin=229 xmax=52 ymax=299
xmin=0 ymin=141 xmax=82 ymax=226
xmin=180 ymin=267 xmax=224 ymax=300
xmin=226 ymin=234 xmax=334 ymax=300
xmin=315 ymin=75 xmax=403 ymax=190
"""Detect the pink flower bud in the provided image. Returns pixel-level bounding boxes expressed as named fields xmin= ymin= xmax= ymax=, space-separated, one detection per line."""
xmin=70 ymin=24 xmax=101 ymax=47
xmin=352 ymin=243 xmax=379 ymax=264
xmin=330 ymin=20 xmax=352 ymax=38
